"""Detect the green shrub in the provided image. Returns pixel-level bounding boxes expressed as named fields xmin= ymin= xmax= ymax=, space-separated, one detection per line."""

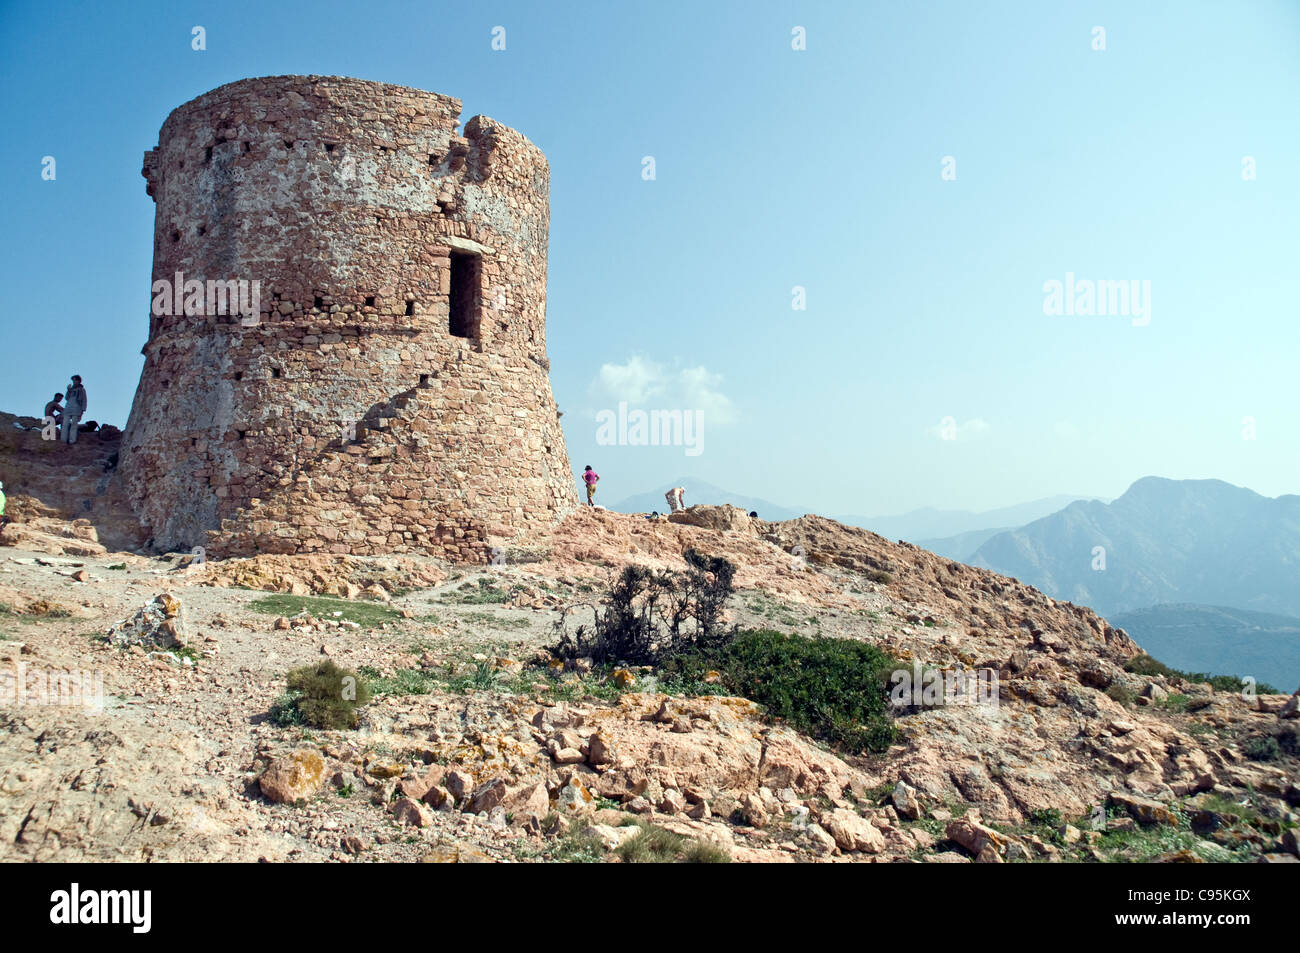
xmin=1123 ymin=654 xmax=1279 ymax=695
xmin=662 ymin=628 xmax=898 ymax=754
xmin=1106 ymin=683 xmax=1136 ymax=706
xmin=867 ymin=570 xmax=893 ymax=584
xmin=1245 ymin=736 xmax=1280 ymax=762
xmin=274 ymin=660 xmax=371 ymax=729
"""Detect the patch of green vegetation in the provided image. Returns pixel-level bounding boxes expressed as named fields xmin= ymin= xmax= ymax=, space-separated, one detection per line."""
xmin=1196 ymin=792 xmax=1252 ymax=823
xmin=1244 ymin=736 xmax=1280 ymax=762
xmin=1159 ymin=693 xmax=1191 ymax=713
xmin=268 ymin=692 xmax=306 ymax=727
xmin=655 ymin=667 xmax=729 ymax=698
xmin=461 ymin=610 xmax=531 ymax=630
xmin=660 ymin=628 xmax=899 ymax=755
xmin=445 ymin=660 xmax=507 ymax=694
xmin=271 ymin=660 xmax=371 ymax=729
xmin=1123 ymin=653 xmax=1279 ymax=695
xmin=1106 ymin=683 xmax=1136 ymax=706
xmin=367 ymin=667 xmax=440 ymax=697
xmin=543 ymin=669 xmax=627 ymax=703
xmin=248 ymin=593 xmax=402 ymax=628
xmin=744 ymin=595 xmax=801 ymax=628
xmin=550 ymin=828 xmax=607 ymax=863
xmin=106 ymin=563 xmax=128 ymax=571
xmin=615 ymin=821 xmax=729 ymax=863
xmin=440 ymin=578 xmax=514 ymax=605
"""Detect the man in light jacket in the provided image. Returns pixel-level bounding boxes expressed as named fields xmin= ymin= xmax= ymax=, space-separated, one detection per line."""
xmin=62 ymin=375 xmax=87 ymax=445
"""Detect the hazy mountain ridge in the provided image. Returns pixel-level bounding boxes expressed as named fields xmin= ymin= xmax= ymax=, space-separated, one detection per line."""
xmin=838 ymin=495 xmax=1097 ymax=542
xmin=972 ymin=477 xmax=1300 ymax=617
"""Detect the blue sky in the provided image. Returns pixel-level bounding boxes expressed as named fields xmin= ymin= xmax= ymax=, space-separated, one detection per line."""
xmin=2 ymin=0 xmax=1297 ymax=516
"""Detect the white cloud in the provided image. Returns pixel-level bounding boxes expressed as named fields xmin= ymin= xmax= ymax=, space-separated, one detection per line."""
xmin=591 ymin=357 xmax=737 ymax=425
xmin=928 ymin=416 xmax=991 ymax=441
xmin=595 ymin=355 xmax=666 ymax=405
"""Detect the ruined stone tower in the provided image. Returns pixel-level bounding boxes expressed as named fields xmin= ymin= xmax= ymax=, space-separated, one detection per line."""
xmin=120 ymin=75 xmax=577 ymax=560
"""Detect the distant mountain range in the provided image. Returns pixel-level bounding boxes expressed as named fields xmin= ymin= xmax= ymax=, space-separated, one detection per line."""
xmin=1109 ymin=604 xmax=1300 ymax=692
xmin=971 ymin=477 xmax=1300 ymax=618
xmin=915 ymin=526 xmax=1016 ymax=562
xmin=842 ymin=495 xmax=1101 ymax=545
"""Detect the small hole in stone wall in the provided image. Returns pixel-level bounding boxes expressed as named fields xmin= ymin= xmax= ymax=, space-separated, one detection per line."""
xmin=365 ymin=296 xmax=376 ymax=308
xmin=190 ymin=437 xmax=197 ymax=447
xmin=369 ymin=456 xmax=383 ymax=465
xmin=419 ymin=373 xmax=430 ymax=386
xmin=161 ymin=380 xmax=170 ymax=389
xmin=234 ymin=372 xmax=243 ymax=382
xmin=284 ymin=140 xmax=294 ymax=150
xmin=237 ymin=430 xmax=246 ymax=440
xmin=325 ymin=143 xmax=336 ymax=154
xmin=271 ymin=367 xmax=281 ymax=379
xmin=406 ymin=300 xmax=415 ymax=317
xmin=428 ymin=153 xmax=438 ymax=166
xmin=204 ymin=146 xmax=213 ymax=163
xmin=314 ymin=296 xmax=324 ymax=309
xmin=197 ymin=225 xmax=206 ymax=237
xmin=242 ymin=141 xmax=251 ymax=153
xmin=170 ymin=230 xmax=180 ymax=243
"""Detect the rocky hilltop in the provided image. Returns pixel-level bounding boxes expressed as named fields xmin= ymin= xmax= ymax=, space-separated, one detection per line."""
xmin=0 ymin=418 xmax=1296 ymax=862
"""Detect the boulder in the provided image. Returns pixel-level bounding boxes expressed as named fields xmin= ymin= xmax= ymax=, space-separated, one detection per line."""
xmin=892 ymin=780 xmax=922 ymax=820
xmin=823 ymin=808 xmax=885 ymax=853
xmin=466 ymin=778 xmax=508 ymax=815
xmin=392 ymin=797 xmax=434 ymax=827
xmin=1108 ymin=791 xmax=1178 ymax=827
xmin=259 ymin=749 xmax=328 ymax=804
xmin=105 ymin=593 xmax=188 ymax=650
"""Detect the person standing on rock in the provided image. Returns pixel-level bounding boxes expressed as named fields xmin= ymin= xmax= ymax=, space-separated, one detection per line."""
xmin=582 ymin=465 xmax=600 ymax=506
xmin=62 ymin=376 xmax=87 ymax=445
xmin=665 ymin=486 xmax=685 ymax=513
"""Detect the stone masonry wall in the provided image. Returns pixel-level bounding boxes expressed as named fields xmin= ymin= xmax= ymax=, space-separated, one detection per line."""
xmin=119 ymin=75 xmax=577 ymax=561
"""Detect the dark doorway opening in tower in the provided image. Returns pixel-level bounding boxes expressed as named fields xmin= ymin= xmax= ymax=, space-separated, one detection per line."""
xmin=449 ymin=251 xmax=482 ymax=340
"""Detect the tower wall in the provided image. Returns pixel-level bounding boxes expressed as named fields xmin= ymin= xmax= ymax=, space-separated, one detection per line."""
xmin=120 ymin=75 xmax=577 ymax=560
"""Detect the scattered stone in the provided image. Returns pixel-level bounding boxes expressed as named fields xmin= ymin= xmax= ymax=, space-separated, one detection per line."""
xmin=892 ymin=781 xmax=921 ymax=820
xmin=105 ymin=593 xmax=188 ymax=650
xmin=392 ymin=797 xmax=434 ymax=827
xmin=824 ymin=808 xmax=886 ymax=853
xmin=1108 ymin=791 xmax=1178 ymax=827
xmin=259 ymin=749 xmax=327 ymax=804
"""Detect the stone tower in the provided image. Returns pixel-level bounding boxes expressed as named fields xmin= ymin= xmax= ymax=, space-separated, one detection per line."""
xmin=120 ymin=75 xmax=577 ymax=560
